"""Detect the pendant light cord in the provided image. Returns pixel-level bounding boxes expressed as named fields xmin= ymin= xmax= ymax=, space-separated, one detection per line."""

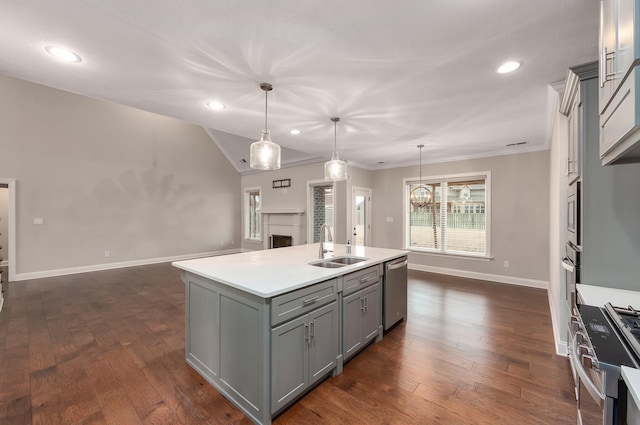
xmin=264 ymin=89 xmax=268 ymax=130
xmin=334 ymin=120 xmax=337 ymax=152
xmin=418 ymin=144 xmax=424 ymax=186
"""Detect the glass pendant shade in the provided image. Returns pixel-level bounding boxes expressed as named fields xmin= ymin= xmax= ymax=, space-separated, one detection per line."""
xmin=324 ymin=151 xmax=347 ymax=181
xmin=250 ymin=82 xmax=281 ymax=170
xmin=324 ymin=116 xmax=347 ymax=181
xmin=250 ymin=130 xmax=281 ymax=170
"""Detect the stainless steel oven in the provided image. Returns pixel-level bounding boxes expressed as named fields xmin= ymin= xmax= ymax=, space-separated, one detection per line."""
xmin=567 ymin=181 xmax=581 ymax=249
xmin=568 ymin=304 xmax=637 ymax=425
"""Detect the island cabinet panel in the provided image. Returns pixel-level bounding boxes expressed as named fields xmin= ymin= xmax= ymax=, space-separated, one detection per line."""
xmin=219 ymin=294 xmax=263 ymax=412
xmin=182 ymin=272 xmax=271 ymax=425
xmin=186 ymin=279 xmax=219 ymax=378
xmin=271 ymin=301 xmax=338 ymax=413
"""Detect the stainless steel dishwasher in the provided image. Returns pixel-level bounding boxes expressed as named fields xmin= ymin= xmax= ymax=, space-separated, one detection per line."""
xmin=383 ymin=256 xmax=408 ymax=330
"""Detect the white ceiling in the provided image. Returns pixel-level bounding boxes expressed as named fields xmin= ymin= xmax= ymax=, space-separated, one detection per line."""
xmin=0 ymin=0 xmax=600 ymax=174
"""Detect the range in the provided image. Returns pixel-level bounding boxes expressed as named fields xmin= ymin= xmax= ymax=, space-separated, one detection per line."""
xmin=569 ymin=302 xmax=640 ymax=424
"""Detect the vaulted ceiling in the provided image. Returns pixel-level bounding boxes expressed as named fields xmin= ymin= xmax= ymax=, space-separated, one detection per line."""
xmin=0 ymin=1 xmax=600 ymax=173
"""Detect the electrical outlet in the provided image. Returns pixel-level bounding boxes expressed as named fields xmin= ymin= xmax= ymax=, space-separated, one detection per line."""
xmin=104 ymin=251 xmax=110 ymax=257
xmin=387 ymin=217 xmax=393 ymax=222
xmin=33 ymin=217 xmax=44 ymax=225
xmin=503 ymin=260 xmax=509 ymax=268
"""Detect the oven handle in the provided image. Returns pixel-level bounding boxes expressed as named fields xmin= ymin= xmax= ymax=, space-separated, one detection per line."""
xmin=561 ymin=257 xmax=575 ymax=273
xmin=568 ymin=340 xmax=605 ymax=407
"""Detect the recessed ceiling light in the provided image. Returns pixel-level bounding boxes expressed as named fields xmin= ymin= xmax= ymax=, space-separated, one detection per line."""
xmin=45 ymin=46 xmax=81 ymax=63
xmin=289 ymin=129 xmax=301 ymax=135
xmin=497 ymin=60 xmax=522 ymax=74
xmin=206 ymin=101 xmax=226 ymax=111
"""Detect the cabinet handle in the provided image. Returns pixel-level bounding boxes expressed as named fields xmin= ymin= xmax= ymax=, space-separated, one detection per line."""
xmin=304 ymin=323 xmax=310 ymax=345
xmin=359 ymin=276 xmax=375 ymax=284
xmin=360 ymin=296 xmax=366 ymax=311
xmin=364 ymin=295 xmax=368 ymax=311
xmin=600 ymin=46 xmax=607 ymax=88
xmin=303 ymin=296 xmax=319 ymax=306
xmin=310 ymin=320 xmax=315 ymax=341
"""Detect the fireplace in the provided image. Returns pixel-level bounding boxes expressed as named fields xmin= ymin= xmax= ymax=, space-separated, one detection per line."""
xmin=271 ymin=234 xmax=293 ymax=249
xmin=261 ymin=209 xmax=304 ymax=250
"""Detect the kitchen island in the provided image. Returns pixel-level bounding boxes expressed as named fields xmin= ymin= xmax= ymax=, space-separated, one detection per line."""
xmin=172 ymin=244 xmax=407 ymax=425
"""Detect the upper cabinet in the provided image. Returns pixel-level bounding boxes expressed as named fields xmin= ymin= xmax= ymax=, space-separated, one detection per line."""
xmin=599 ymin=0 xmax=640 ymax=165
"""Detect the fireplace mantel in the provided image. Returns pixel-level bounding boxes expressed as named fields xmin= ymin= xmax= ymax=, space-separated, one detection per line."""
xmin=261 ymin=210 xmax=305 ymax=249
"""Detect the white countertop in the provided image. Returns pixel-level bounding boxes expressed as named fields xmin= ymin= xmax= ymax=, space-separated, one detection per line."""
xmin=577 ymin=283 xmax=640 ymax=308
xmin=172 ymin=244 xmax=407 ymax=298
xmin=622 ymin=366 xmax=640 ymax=412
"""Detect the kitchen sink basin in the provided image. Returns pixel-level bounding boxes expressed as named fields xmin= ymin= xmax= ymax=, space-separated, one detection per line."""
xmin=308 ymin=261 xmax=346 ymax=268
xmin=308 ymin=256 xmax=368 ymax=268
xmin=327 ymin=256 xmax=367 ymax=265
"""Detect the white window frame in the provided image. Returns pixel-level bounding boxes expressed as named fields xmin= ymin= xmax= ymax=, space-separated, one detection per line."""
xmin=244 ymin=186 xmax=262 ymax=241
xmin=402 ymin=171 xmax=491 ymax=259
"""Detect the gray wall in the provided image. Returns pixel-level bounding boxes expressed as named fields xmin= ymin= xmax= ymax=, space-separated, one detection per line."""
xmin=242 ymin=151 xmax=550 ymax=284
xmin=371 ymin=151 xmax=551 ymax=283
xmin=0 ymin=74 xmax=241 ymax=277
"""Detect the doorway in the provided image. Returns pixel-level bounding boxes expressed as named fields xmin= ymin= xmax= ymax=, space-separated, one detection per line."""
xmin=352 ymin=187 xmax=371 ymax=247
xmin=0 ymin=179 xmax=16 ymax=284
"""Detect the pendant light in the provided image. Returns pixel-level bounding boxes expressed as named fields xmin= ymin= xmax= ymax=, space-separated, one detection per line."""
xmin=324 ymin=117 xmax=347 ymax=181
xmin=410 ymin=144 xmax=431 ymax=207
xmin=250 ymin=83 xmax=281 ymax=170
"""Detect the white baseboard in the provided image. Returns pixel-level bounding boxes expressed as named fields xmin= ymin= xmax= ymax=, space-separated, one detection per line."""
xmin=408 ymin=263 xmax=548 ymax=289
xmin=13 ymin=249 xmax=242 ymax=281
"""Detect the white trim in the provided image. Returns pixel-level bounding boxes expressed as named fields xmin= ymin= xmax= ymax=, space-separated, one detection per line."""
xmin=12 ymin=249 xmax=241 ymax=281
xmin=409 ymin=262 xmax=548 ymax=290
xmin=243 ymin=186 xmax=262 ymax=241
xmin=0 ymin=260 xmax=7 ymax=267
xmin=0 ymin=178 xmax=16 ymax=282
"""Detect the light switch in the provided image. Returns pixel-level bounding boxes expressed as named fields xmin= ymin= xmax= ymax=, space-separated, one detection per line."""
xmin=34 ymin=218 xmax=44 ymax=225
xmin=386 ymin=217 xmax=393 ymax=222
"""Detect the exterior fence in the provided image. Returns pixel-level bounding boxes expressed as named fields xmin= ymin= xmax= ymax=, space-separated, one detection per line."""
xmin=410 ymin=212 xmax=485 ymax=230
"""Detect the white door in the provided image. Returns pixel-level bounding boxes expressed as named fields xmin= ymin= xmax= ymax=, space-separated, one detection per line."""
xmin=352 ymin=187 xmax=371 ymax=247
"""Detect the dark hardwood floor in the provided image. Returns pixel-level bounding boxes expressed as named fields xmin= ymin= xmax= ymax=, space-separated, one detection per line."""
xmin=0 ymin=263 xmax=576 ymax=424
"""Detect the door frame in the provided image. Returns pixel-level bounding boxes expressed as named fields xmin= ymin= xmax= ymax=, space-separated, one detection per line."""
xmin=0 ymin=178 xmax=16 ymax=282
xmin=351 ymin=187 xmax=372 ymax=247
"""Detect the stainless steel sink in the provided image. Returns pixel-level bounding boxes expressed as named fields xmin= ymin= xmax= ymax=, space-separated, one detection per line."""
xmin=327 ymin=256 xmax=367 ymax=265
xmin=308 ymin=256 xmax=368 ymax=268
xmin=308 ymin=261 xmax=346 ymax=268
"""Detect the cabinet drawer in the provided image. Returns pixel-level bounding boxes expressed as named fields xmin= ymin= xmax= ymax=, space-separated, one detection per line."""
xmin=271 ymin=279 xmax=337 ymax=326
xmin=343 ymin=266 xmax=380 ymax=296
xmin=601 ymin=66 xmax=640 ymax=163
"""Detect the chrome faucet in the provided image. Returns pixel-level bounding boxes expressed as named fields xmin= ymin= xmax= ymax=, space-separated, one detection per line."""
xmin=319 ymin=224 xmax=333 ymax=259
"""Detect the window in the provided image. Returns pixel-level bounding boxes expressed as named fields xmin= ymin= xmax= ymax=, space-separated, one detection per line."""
xmin=244 ymin=187 xmax=261 ymax=240
xmin=405 ymin=172 xmax=490 ymax=257
xmin=307 ymin=181 xmax=335 ymax=243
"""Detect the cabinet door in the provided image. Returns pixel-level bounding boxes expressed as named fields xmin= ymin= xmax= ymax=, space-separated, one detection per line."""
xmin=342 ymin=291 xmax=364 ymax=360
xmin=567 ymin=90 xmax=581 ymax=184
xmin=362 ymin=283 xmax=381 ymax=343
xmin=271 ymin=315 xmax=308 ymax=413
xmin=600 ymin=0 xmax=617 ymax=111
xmin=617 ymin=0 xmax=637 ymax=80
xmin=308 ymin=302 xmax=338 ymax=385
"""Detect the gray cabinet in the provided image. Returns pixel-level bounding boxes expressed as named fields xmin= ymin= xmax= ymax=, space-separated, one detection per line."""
xmin=599 ymin=0 xmax=640 ymax=164
xmin=271 ymin=301 xmax=338 ymax=413
xmin=342 ymin=265 xmax=382 ymax=361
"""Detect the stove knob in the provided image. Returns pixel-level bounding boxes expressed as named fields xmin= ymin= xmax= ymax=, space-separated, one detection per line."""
xmin=578 ymin=345 xmax=592 ymax=356
xmin=576 ymin=331 xmax=588 ymax=345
